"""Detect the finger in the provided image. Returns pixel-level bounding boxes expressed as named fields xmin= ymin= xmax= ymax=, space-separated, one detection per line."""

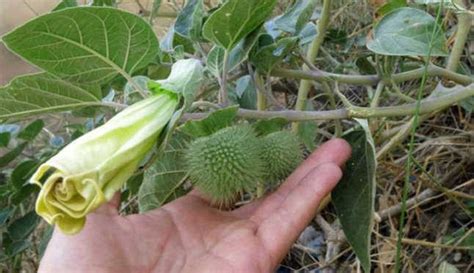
xmin=282 ymin=138 xmax=351 ymax=193
xmin=255 ymin=163 xmax=342 ymax=262
xmin=94 ymin=192 xmax=121 ymax=215
xmin=186 ymin=189 xmax=213 ymax=205
xmin=242 ymin=138 xmax=350 ymax=219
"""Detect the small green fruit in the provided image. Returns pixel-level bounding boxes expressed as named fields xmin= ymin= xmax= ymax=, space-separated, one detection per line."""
xmin=260 ymin=131 xmax=303 ymax=184
xmin=185 ymin=126 xmax=264 ymax=204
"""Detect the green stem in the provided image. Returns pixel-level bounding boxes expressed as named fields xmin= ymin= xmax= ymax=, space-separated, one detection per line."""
xmin=148 ymin=0 xmax=162 ymax=24
xmin=322 ymin=82 xmax=342 ymax=137
xmin=370 ymin=82 xmax=385 ymax=108
xmin=292 ymin=0 xmax=331 ymax=133
xmin=182 ymin=83 xmax=474 ymax=121
xmin=271 ymin=64 xmax=473 ymax=86
xmin=394 ymin=3 xmax=444 ymax=271
xmin=219 ymin=50 xmax=230 ymax=105
xmin=446 ymin=12 xmax=472 ymax=72
xmin=255 ymin=74 xmax=267 ymax=111
xmin=255 ymin=73 xmax=266 ymax=198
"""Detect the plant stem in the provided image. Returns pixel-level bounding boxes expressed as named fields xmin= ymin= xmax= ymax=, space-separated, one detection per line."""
xmin=182 ymin=83 xmax=474 ymax=121
xmin=322 ymin=82 xmax=342 ymax=137
xmin=219 ymin=50 xmax=230 ymax=105
xmin=255 ymin=74 xmax=267 ymax=111
xmin=254 ymin=73 xmax=267 ymax=198
xmin=446 ymin=12 xmax=472 ymax=72
xmin=394 ymin=3 xmax=444 ymax=271
xmin=370 ymin=82 xmax=385 ymax=108
xmin=272 ymin=64 xmax=473 ymax=86
xmin=148 ymin=0 xmax=162 ymax=24
xmin=292 ymin=0 xmax=331 ymax=133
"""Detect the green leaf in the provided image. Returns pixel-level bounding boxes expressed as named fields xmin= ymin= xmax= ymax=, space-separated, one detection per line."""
xmin=179 ymin=106 xmax=239 ymax=138
xmin=0 ymin=132 xmax=10 ymax=147
xmin=377 ymin=0 xmax=407 ymax=15
xmin=250 ymin=36 xmax=298 ymax=73
xmin=11 ymin=160 xmax=39 ymax=189
xmin=333 ymin=121 xmax=376 ymax=273
xmin=2 ymin=7 xmax=159 ymax=85
xmin=0 ymin=142 xmax=28 ymax=168
xmin=125 ymin=173 xmax=144 ymax=196
xmin=53 ymin=0 xmax=78 ymax=11
xmin=0 ymin=208 xmax=15 ymax=226
xmin=18 ymin=120 xmax=44 ymax=141
xmin=175 ymin=0 xmax=205 ymax=41
xmin=367 ymin=7 xmax=448 ymax=56
xmin=5 ymin=241 xmax=31 ymax=257
xmin=206 ymin=31 xmax=259 ymax=79
xmin=161 ymin=27 xmax=195 ymax=54
xmin=202 ymin=0 xmax=278 ymax=49
xmin=252 ymin=118 xmax=289 ymax=136
xmin=11 ymin=184 xmax=38 ymax=205
xmin=274 ymin=0 xmax=318 ymax=34
xmin=298 ymin=22 xmax=317 ymax=46
xmin=138 ymin=134 xmax=189 ymax=212
xmin=0 ymin=73 xmax=101 ymax=119
xmin=7 ymin=211 xmax=40 ymax=241
xmin=235 ymin=75 xmax=257 ymax=110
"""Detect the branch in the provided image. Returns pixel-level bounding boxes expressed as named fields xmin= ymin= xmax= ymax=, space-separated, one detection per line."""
xmin=272 ymin=64 xmax=473 ymax=86
xmin=292 ymin=0 xmax=332 ymax=132
xmin=182 ymin=84 xmax=474 ymax=121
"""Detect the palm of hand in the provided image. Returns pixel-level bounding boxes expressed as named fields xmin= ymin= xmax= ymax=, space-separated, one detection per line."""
xmin=39 ymin=139 xmax=351 ymax=273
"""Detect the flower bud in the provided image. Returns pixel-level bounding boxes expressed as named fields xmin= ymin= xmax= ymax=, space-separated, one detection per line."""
xmin=32 ymin=91 xmax=178 ymax=234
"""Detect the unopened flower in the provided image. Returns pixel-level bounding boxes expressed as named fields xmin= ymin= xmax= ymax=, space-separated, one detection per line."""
xmin=32 ymin=90 xmax=179 ymax=234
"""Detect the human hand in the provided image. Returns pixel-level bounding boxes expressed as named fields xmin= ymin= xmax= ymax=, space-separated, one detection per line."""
xmin=38 ymin=139 xmax=351 ymax=273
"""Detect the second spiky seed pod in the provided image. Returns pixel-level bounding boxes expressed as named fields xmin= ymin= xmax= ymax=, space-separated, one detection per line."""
xmin=259 ymin=131 xmax=303 ymax=184
xmin=185 ymin=126 xmax=264 ymax=204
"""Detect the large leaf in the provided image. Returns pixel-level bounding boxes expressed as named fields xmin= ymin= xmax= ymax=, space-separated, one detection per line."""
xmin=178 ymin=106 xmax=239 ymax=137
xmin=333 ymin=120 xmax=376 ymax=273
xmin=202 ymin=0 xmax=278 ymax=49
xmin=175 ymin=0 xmax=205 ymax=41
xmin=138 ymin=134 xmax=189 ymax=212
xmin=367 ymin=7 xmax=448 ymax=56
xmin=0 ymin=73 xmax=101 ymax=119
xmin=274 ymin=0 xmax=318 ymax=34
xmin=2 ymin=7 xmax=159 ymax=85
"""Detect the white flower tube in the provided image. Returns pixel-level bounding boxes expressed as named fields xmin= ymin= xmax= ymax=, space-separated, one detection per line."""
xmin=31 ymin=90 xmax=179 ymax=234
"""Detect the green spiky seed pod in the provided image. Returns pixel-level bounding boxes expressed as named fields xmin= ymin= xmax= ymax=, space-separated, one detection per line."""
xmin=185 ymin=125 xmax=264 ymax=205
xmin=260 ymin=131 xmax=303 ymax=184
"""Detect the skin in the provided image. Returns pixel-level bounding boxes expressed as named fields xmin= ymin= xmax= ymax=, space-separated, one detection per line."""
xmin=39 ymin=139 xmax=351 ymax=273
